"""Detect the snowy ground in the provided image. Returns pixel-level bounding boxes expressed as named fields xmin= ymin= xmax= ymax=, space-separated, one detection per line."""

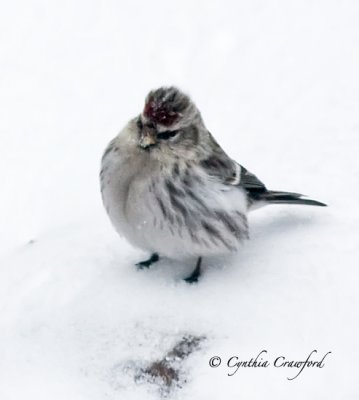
xmin=1 ymin=1 xmax=359 ymax=399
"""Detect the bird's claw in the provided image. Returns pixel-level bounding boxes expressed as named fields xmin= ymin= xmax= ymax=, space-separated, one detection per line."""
xmin=136 ymin=253 xmax=159 ymax=269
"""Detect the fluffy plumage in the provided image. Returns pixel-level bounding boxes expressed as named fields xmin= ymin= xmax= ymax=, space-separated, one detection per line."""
xmin=100 ymin=86 xmax=326 ymax=279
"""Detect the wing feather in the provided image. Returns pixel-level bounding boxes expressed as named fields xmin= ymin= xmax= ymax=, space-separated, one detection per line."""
xmin=200 ymin=132 xmax=267 ymax=196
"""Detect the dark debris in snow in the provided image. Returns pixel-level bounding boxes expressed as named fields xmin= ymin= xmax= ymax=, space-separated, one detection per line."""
xmin=135 ymin=335 xmax=205 ymax=396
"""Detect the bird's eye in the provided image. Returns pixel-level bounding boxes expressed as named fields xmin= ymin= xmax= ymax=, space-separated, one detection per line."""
xmin=157 ymin=130 xmax=178 ymax=140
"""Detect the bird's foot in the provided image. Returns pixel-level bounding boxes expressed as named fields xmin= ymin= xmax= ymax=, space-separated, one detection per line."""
xmin=136 ymin=253 xmax=159 ymax=269
xmin=184 ymin=257 xmax=202 ymax=284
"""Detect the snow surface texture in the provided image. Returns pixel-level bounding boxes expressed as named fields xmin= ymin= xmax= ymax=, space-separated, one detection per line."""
xmin=1 ymin=1 xmax=359 ymax=399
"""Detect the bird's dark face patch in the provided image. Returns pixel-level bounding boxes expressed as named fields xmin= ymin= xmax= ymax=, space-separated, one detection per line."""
xmin=143 ymin=99 xmax=179 ymax=127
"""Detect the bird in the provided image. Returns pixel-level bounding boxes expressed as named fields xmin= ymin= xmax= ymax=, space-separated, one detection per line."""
xmin=100 ymin=86 xmax=326 ymax=283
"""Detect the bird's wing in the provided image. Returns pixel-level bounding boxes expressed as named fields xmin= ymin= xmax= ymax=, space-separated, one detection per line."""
xmin=201 ymin=133 xmax=267 ymax=195
xmin=236 ymin=164 xmax=267 ymax=193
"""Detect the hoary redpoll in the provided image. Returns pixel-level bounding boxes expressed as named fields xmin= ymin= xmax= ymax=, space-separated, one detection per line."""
xmin=100 ymin=87 xmax=326 ymax=282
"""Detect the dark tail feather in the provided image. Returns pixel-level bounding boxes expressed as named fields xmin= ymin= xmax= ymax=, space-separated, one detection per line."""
xmin=262 ymin=190 xmax=327 ymax=207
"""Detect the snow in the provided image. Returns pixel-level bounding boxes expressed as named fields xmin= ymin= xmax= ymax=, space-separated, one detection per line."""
xmin=1 ymin=0 xmax=359 ymax=398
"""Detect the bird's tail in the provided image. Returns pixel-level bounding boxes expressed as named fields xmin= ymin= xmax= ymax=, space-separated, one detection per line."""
xmin=260 ymin=190 xmax=327 ymax=207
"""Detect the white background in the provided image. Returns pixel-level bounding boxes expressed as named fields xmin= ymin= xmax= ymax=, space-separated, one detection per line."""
xmin=1 ymin=1 xmax=358 ymax=399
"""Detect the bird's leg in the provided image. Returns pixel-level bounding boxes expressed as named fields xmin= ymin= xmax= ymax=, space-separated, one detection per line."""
xmin=184 ymin=257 xmax=202 ymax=283
xmin=136 ymin=253 xmax=160 ymax=269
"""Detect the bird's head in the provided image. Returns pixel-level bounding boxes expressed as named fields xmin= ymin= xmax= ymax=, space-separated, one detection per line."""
xmin=136 ymin=87 xmax=204 ymax=158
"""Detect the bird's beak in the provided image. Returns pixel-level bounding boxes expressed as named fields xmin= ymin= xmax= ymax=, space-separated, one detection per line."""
xmin=139 ymin=127 xmax=157 ymax=149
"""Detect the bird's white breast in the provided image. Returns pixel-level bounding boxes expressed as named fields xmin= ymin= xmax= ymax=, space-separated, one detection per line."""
xmin=100 ymin=131 xmax=249 ymax=259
